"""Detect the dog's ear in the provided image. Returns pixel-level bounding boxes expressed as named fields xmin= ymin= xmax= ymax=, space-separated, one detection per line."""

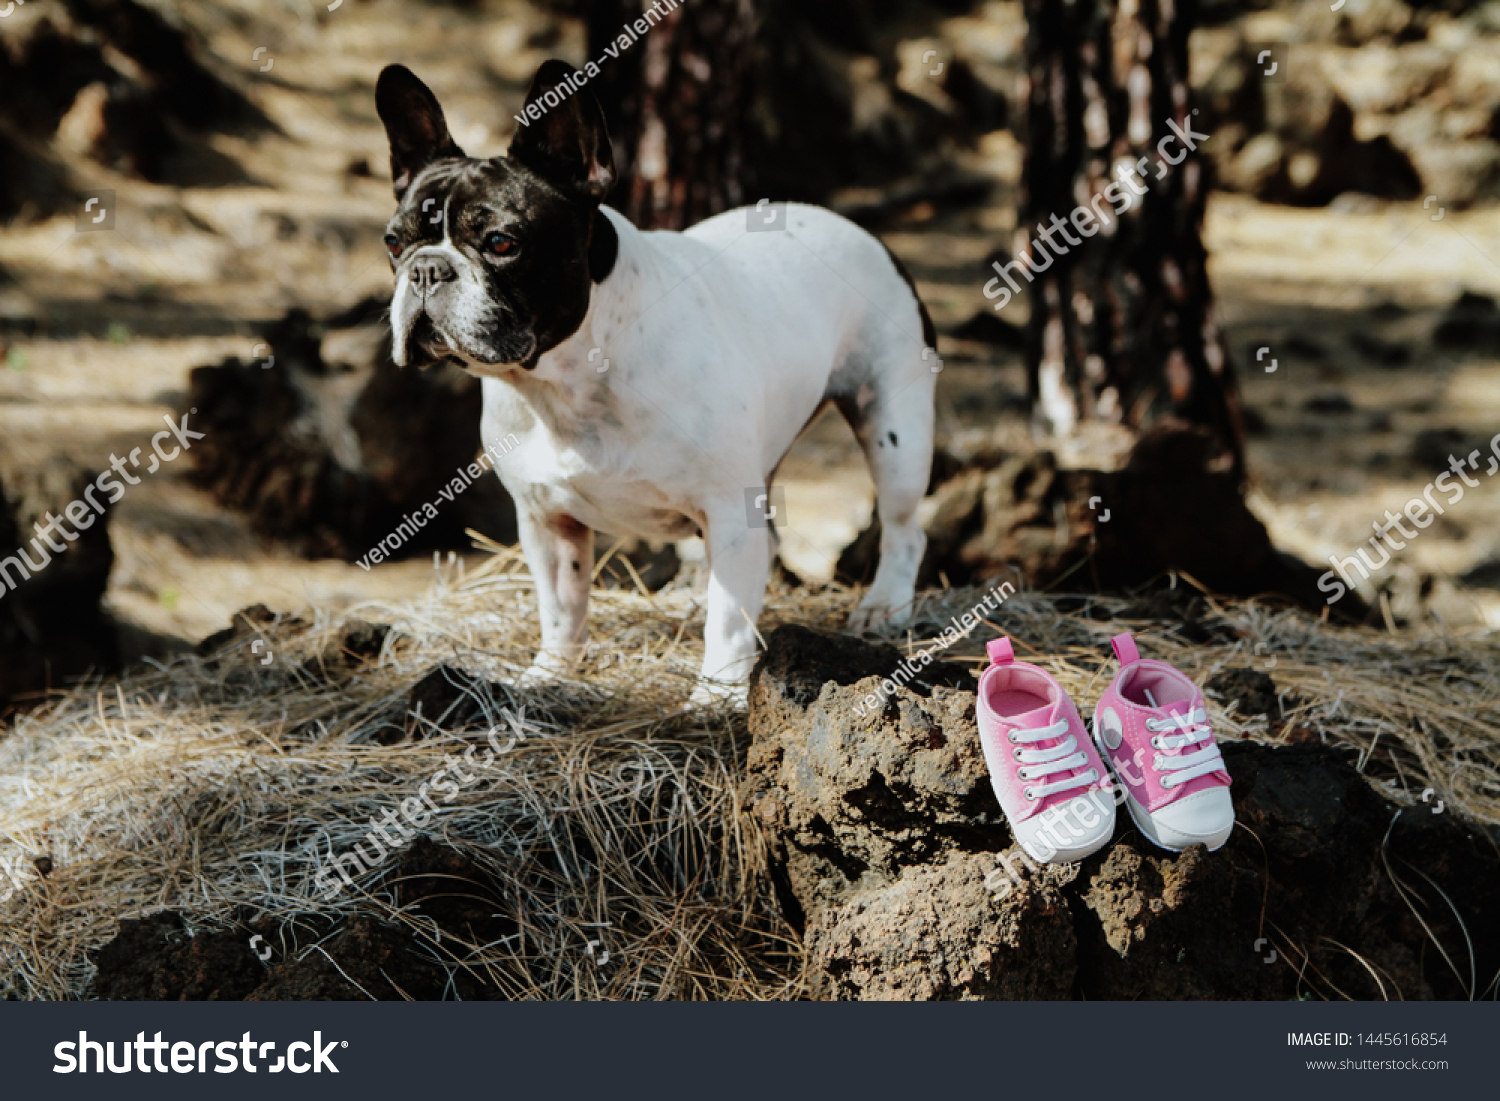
xmin=375 ymin=65 xmax=466 ymax=199
xmin=507 ymin=60 xmax=615 ymax=204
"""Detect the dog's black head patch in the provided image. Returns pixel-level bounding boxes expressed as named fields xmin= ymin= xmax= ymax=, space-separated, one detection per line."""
xmin=376 ymin=62 xmax=616 ymax=372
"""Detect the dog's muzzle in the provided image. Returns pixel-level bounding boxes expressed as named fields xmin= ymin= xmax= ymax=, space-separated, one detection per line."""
xmin=390 ymin=248 xmax=536 ymax=370
xmin=408 ymin=251 xmax=457 ymax=296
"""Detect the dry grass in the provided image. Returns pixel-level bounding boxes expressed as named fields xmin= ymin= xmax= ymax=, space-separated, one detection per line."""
xmin=2 ymin=545 xmax=1498 ymax=1001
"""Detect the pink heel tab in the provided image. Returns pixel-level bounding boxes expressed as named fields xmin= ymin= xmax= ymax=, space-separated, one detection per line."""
xmin=1111 ymin=633 xmax=1140 ymax=665
xmin=986 ymin=637 xmax=1015 ymax=665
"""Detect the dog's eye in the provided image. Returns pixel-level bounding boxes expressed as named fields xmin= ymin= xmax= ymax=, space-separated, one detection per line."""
xmin=384 ymin=233 xmax=403 ymax=258
xmin=484 ymin=232 xmax=518 ymax=257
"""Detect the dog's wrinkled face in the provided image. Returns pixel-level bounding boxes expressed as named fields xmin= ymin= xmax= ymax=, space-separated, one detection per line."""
xmin=382 ymin=157 xmax=593 ymax=372
xmin=375 ymin=62 xmax=615 ymax=374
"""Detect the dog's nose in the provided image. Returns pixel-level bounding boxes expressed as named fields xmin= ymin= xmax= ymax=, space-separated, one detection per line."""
xmin=409 ymin=252 xmax=457 ymax=292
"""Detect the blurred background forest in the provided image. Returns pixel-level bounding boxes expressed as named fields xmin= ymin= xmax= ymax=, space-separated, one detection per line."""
xmin=4 ymin=0 xmax=1500 ymax=711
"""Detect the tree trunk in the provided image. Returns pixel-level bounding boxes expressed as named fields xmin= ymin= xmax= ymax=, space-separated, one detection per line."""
xmin=1014 ymin=0 xmax=1247 ymax=481
xmin=588 ymin=0 xmax=758 ymax=230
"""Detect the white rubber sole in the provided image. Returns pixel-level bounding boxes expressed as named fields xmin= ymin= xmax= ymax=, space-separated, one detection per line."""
xmin=1013 ymin=794 xmax=1115 ymax=863
xmin=1092 ymin=702 xmax=1233 ymax=853
xmin=1120 ymin=785 xmax=1233 ymax=852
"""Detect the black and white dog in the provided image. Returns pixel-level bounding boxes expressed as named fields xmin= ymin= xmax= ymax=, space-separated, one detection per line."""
xmin=375 ymin=60 xmax=937 ymax=704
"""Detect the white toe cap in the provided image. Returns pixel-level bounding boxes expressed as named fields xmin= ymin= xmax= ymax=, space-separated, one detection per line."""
xmin=1012 ymin=790 xmax=1116 ymax=863
xmin=1147 ymin=786 xmax=1235 ymax=851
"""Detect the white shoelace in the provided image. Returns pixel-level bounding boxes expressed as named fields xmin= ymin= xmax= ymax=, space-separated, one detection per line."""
xmin=1008 ymin=718 xmax=1097 ymax=801
xmin=1145 ymin=706 xmax=1224 ymax=788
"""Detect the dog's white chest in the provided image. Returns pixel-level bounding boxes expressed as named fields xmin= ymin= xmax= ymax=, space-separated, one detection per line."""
xmin=479 ymin=379 xmax=702 ymax=540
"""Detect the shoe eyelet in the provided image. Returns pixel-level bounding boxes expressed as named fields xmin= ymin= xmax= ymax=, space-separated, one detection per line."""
xmin=1024 ymin=788 xmax=1037 ymax=801
xmin=1012 ymin=747 xmax=1025 ymax=761
xmin=1007 ymin=732 xmax=1019 ymax=744
xmin=1153 ymin=756 xmax=1165 ymax=771
xmin=1151 ymin=736 xmax=1162 ymax=750
xmin=1017 ymin=768 xmax=1032 ymax=781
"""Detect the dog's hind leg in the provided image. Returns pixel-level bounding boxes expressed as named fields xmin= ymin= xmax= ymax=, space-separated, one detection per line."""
xmin=515 ymin=509 xmax=593 ymax=685
xmin=838 ymin=355 xmax=935 ymax=635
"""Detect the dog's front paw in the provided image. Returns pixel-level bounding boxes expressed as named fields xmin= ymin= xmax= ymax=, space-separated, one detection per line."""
xmin=846 ymin=598 xmax=912 ymax=636
xmin=687 ymin=678 xmax=749 ymax=711
xmin=515 ymin=652 xmax=576 ymax=688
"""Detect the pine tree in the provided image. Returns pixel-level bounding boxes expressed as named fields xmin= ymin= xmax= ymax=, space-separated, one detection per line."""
xmin=1009 ymin=0 xmax=1247 ymax=480
xmin=587 ymin=0 xmax=758 ymax=230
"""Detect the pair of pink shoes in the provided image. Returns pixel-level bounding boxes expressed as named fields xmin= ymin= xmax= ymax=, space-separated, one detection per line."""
xmin=976 ymin=633 xmax=1234 ymax=863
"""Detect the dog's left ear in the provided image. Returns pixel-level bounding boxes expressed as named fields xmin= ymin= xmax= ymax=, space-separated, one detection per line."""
xmin=508 ymin=60 xmax=615 ymax=204
xmin=376 ymin=65 xmax=466 ymax=199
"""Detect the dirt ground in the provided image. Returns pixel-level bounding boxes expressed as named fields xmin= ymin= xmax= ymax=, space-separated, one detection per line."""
xmin=3 ymin=0 xmax=1499 ymax=658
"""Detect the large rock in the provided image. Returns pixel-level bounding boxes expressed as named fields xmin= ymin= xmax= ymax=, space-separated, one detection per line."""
xmin=87 ymin=840 xmax=522 ymax=1001
xmin=1401 ymin=138 xmax=1500 ymax=206
xmin=837 ymin=424 xmax=1363 ymax=620
xmin=1191 ymin=32 xmax=1425 ymax=205
xmin=183 ymin=308 xmax=516 ymax=560
xmin=744 ymin=624 xmax=1500 ymax=1000
xmin=807 ymin=854 xmax=1078 ymax=1000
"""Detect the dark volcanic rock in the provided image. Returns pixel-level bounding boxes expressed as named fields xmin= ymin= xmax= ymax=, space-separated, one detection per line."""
xmin=401 ymin=664 xmax=513 ymax=743
xmin=745 ymin=627 xmax=991 ymax=918
xmin=1205 ymin=666 xmax=1283 ymax=718
xmin=1433 ymin=291 xmax=1500 ymax=350
xmin=183 ymin=309 xmax=516 ymax=560
xmin=745 ymin=626 xmax=1500 ymax=1000
xmin=88 ymin=841 xmax=524 ymax=1001
xmin=88 ymin=911 xmax=267 ymax=1001
xmin=594 ymin=535 xmax=681 ymax=591
xmin=837 ymin=423 xmax=1363 ymax=620
xmin=1 ymin=2 xmax=268 ymax=204
xmin=195 ymin=603 xmax=300 ymax=658
xmin=808 ymin=853 xmax=1077 ymax=1000
xmin=0 ymin=449 xmax=118 ymax=715
xmin=329 ymin=619 xmax=391 ymax=666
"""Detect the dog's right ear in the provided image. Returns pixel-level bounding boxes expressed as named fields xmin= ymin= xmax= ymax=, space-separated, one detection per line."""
xmin=375 ymin=65 xmax=466 ymax=199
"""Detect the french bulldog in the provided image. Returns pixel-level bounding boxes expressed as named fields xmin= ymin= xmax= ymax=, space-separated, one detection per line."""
xmin=375 ymin=60 xmax=937 ymax=704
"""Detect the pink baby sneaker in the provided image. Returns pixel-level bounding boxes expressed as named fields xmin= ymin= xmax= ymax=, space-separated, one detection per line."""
xmin=977 ymin=637 xmax=1115 ymax=863
xmin=1092 ymin=633 xmax=1234 ymax=852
